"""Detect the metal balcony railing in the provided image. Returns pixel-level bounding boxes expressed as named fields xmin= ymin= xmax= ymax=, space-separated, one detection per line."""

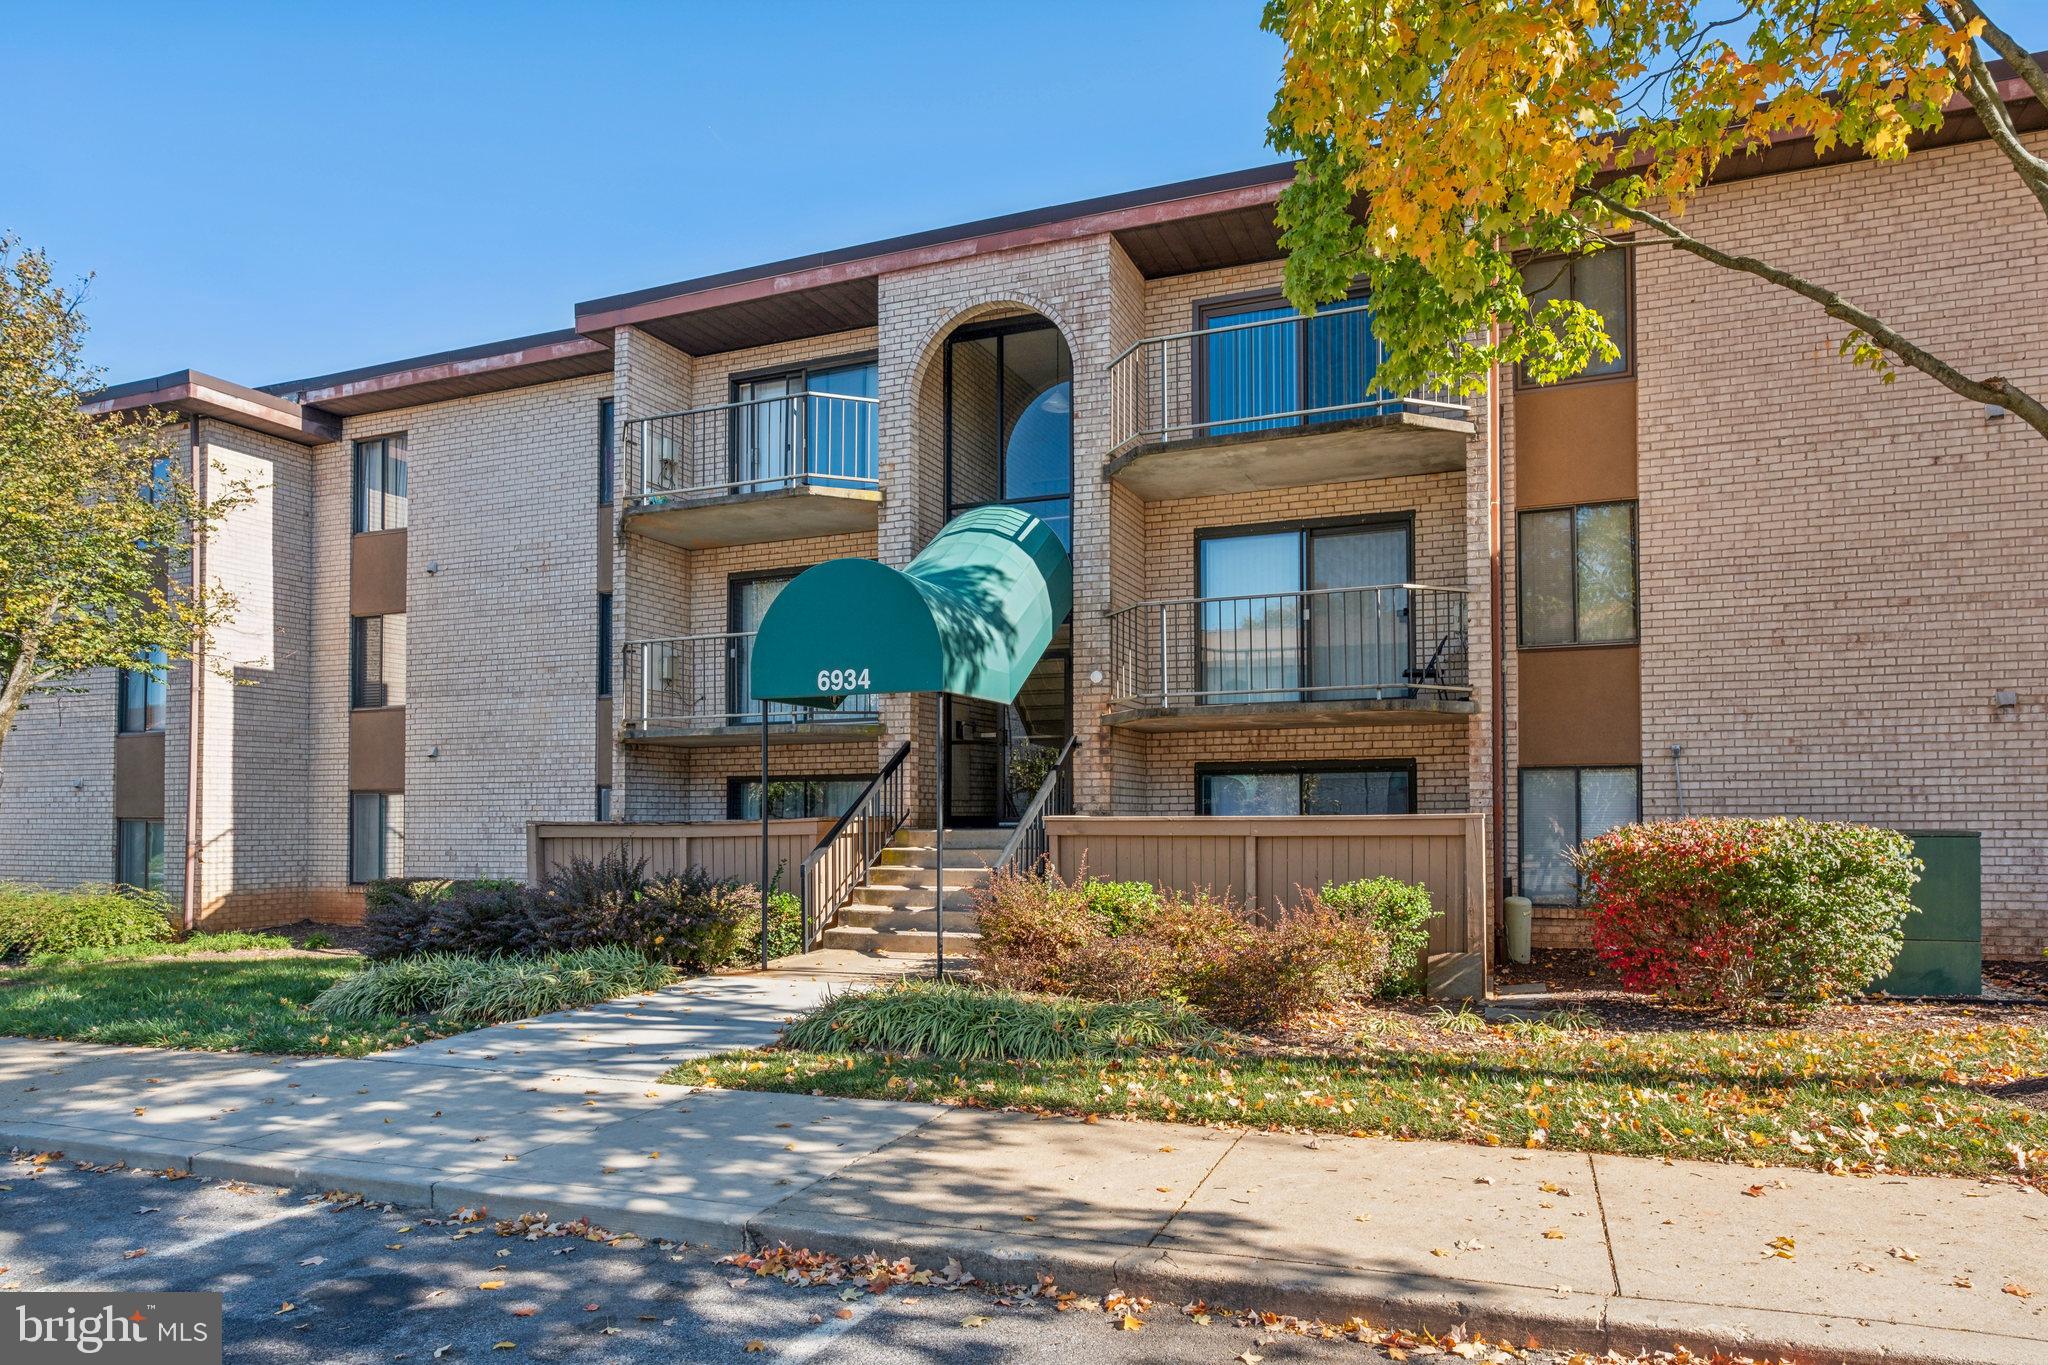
xmin=1107 ymin=583 xmax=1470 ymax=709
xmin=1107 ymin=310 xmax=1468 ymax=456
xmin=627 ymin=391 xmax=879 ymax=504
xmin=626 ymin=631 xmax=879 ymax=732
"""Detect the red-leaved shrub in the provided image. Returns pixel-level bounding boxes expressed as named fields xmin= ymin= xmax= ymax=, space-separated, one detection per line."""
xmin=1577 ymin=817 xmax=1918 ymax=1013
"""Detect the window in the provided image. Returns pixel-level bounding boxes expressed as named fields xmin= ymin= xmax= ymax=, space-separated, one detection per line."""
xmin=1199 ymin=291 xmax=1378 ymax=436
xmin=1519 ymin=250 xmax=1630 ymax=381
xmin=1196 ymin=519 xmax=1414 ymax=703
xmin=350 ymin=615 xmax=407 ymax=708
xmin=597 ymin=398 xmax=616 ymax=506
xmin=595 ymin=786 xmax=612 ymax=822
xmin=118 ymin=647 xmax=168 ymax=733
xmin=352 ymin=435 xmax=408 ymax=533
xmin=115 ymin=819 xmax=165 ymax=892
xmin=944 ymin=318 xmax=1072 ymax=547
xmin=349 ymin=792 xmax=403 ymax=883
xmin=597 ymin=593 xmax=613 ymax=697
xmin=728 ymin=571 xmax=876 ymax=723
xmin=1197 ymin=763 xmax=1416 ymax=816
xmin=727 ymin=775 xmax=873 ymax=821
xmin=1518 ymin=767 xmax=1641 ymax=905
xmin=731 ymin=358 xmax=877 ymax=491
xmin=1518 ymin=502 xmax=1637 ymax=646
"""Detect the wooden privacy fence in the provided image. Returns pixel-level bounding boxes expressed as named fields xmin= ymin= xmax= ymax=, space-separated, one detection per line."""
xmin=527 ymin=820 xmax=830 ymax=889
xmin=1041 ymin=814 xmax=1490 ymax=961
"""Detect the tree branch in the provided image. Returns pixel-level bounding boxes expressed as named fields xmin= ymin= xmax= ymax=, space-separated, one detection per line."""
xmin=1930 ymin=3 xmax=2048 ymax=217
xmin=1581 ymin=188 xmax=2048 ymax=440
xmin=1948 ymin=0 xmax=2048 ymax=109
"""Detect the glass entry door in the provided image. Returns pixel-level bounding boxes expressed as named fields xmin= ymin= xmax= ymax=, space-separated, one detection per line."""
xmin=943 ymin=646 xmax=1070 ymax=827
xmin=733 ymin=373 xmax=798 ymax=491
xmin=1197 ymin=522 xmax=1411 ymax=704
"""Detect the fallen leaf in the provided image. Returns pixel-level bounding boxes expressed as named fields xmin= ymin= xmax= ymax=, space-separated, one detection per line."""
xmin=1118 ymin=1313 xmax=1144 ymax=1331
xmin=1239 ymin=1354 xmax=1264 ymax=1365
xmin=510 ymin=1307 xmax=538 ymax=1317
xmin=1742 ymin=1185 xmax=1766 ymax=1198
xmin=492 ymin=1343 xmax=515 ymax=1352
xmin=1542 ymin=1229 xmax=1566 ymax=1241
xmin=2005 ymin=1283 xmax=2034 ymax=1300
xmin=834 ymin=1308 xmax=854 ymax=1320
xmin=478 ymin=1280 xmax=506 ymax=1291
xmin=275 ymin=1302 xmax=295 ymax=1315
xmin=1889 ymin=1246 xmax=1920 ymax=1262
xmin=1765 ymin=1236 xmax=1797 ymax=1260
xmin=961 ymin=1315 xmax=992 ymax=1329
xmin=122 ymin=1249 xmax=148 ymax=1260
xmin=298 ymin=1256 xmax=325 ymax=1267
xmin=743 ymin=1343 xmax=766 ymax=1354
xmin=1953 ymin=1277 xmax=1974 ymax=1289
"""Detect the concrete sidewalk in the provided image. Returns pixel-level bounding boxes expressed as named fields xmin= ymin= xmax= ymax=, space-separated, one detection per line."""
xmin=4 ymin=1035 xmax=2045 ymax=1365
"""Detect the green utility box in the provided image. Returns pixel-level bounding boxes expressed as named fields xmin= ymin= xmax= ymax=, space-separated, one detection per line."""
xmin=1876 ymin=830 xmax=1982 ymax=997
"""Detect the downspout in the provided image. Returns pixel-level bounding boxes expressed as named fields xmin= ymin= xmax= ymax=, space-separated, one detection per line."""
xmin=181 ymin=417 xmax=204 ymax=932
xmin=1487 ymin=337 xmax=1507 ymax=964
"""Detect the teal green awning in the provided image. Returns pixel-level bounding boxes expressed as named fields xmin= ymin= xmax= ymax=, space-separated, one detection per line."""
xmin=750 ymin=505 xmax=1072 ymax=707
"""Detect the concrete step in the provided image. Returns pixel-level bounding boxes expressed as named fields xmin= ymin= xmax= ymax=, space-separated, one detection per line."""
xmin=851 ymin=884 xmax=982 ymax=911
xmin=893 ymin=828 xmax=1012 ymax=851
xmin=835 ymin=907 xmax=981 ymax=934
xmin=820 ymin=924 xmax=982 ymax=955
xmin=875 ymin=846 xmax=1002 ymax=871
xmin=866 ymin=863 xmax=995 ymax=890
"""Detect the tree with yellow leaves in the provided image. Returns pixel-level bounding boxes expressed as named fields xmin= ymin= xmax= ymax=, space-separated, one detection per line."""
xmin=0 ymin=236 xmax=245 ymax=771
xmin=1263 ymin=0 xmax=2048 ymax=439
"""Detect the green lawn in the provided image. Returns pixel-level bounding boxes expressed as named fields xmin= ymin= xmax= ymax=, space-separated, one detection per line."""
xmin=679 ymin=1019 xmax=2048 ymax=1182
xmin=0 ymin=952 xmax=453 ymax=1056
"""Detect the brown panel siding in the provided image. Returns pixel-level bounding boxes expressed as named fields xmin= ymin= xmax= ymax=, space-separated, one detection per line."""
xmin=112 ymin=732 xmax=166 ymax=821
xmin=349 ymin=706 xmax=406 ymax=793
xmin=1511 ymin=379 xmax=1638 ymax=507
xmin=350 ymin=529 xmax=408 ymax=617
xmin=1516 ymin=646 xmax=1643 ymax=767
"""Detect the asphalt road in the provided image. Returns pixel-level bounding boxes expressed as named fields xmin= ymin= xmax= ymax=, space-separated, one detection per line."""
xmin=0 ymin=1154 xmax=1613 ymax=1364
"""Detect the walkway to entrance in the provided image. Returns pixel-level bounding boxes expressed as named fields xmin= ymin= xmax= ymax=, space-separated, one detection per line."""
xmin=364 ymin=952 xmax=926 ymax=1084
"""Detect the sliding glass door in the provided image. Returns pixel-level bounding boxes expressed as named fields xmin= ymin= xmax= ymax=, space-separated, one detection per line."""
xmin=1197 ymin=520 xmax=1411 ymax=704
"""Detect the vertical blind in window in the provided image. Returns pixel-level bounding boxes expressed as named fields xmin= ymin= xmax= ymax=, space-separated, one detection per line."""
xmin=1518 ymin=503 xmax=1637 ymax=646
xmin=1518 ymin=767 xmax=1640 ymax=904
xmin=352 ymin=436 xmax=409 ymax=533
xmin=350 ymin=615 xmax=407 ymax=708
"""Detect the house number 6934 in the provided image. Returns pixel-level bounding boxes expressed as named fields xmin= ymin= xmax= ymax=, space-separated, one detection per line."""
xmin=816 ymin=668 xmax=871 ymax=692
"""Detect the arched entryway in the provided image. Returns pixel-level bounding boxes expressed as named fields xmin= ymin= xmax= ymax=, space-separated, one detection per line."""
xmin=938 ymin=313 xmax=1074 ymax=826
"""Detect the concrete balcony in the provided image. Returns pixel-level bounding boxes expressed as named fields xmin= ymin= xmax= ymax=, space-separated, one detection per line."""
xmin=622 ymin=391 xmax=880 ymax=548
xmin=1105 ymin=310 xmax=1472 ymax=500
xmin=1104 ymin=583 xmax=1476 ymax=731
xmin=621 ymin=632 xmax=883 ymax=747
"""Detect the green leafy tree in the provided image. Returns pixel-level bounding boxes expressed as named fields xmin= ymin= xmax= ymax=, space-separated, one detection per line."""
xmin=1263 ymin=0 xmax=2048 ymax=440
xmin=0 ymin=236 xmax=245 ymax=770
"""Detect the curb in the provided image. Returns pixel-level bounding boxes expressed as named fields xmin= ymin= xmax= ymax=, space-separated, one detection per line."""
xmin=7 ymin=1125 xmax=2043 ymax=1365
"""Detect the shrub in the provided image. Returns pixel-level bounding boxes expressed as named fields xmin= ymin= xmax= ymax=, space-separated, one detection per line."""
xmin=968 ymin=872 xmax=1395 ymax=1028
xmin=1317 ymin=877 xmax=1438 ymax=994
xmin=736 ymin=889 xmax=804 ymax=967
xmin=1081 ymin=879 xmax=1162 ymax=935
xmin=1183 ymin=898 xmax=1392 ymax=1030
xmin=1577 ymin=817 xmax=1919 ymax=1012
xmin=362 ymin=878 xmax=519 ymax=960
xmin=628 ymin=868 xmax=755 ymax=969
xmin=782 ymin=979 xmax=1222 ymax=1063
xmin=972 ymin=868 xmax=1101 ymax=995
xmin=524 ymin=851 xmax=650 ymax=953
xmin=310 ymin=946 xmax=670 ymax=1026
xmin=424 ymin=883 xmax=537 ymax=957
xmin=0 ymin=884 xmax=173 ymax=959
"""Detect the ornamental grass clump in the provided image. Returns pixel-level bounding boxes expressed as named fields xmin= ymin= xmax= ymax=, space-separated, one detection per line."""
xmin=780 ymin=979 xmax=1222 ymax=1064
xmin=310 ymin=945 xmax=670 ymax=1026
xmin=1577 ymin=817 xmax=1919 ymax=1013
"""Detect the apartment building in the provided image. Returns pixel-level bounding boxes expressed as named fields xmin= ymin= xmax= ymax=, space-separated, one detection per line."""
xmin=5 ymin=96 xmax=2042 ymax=960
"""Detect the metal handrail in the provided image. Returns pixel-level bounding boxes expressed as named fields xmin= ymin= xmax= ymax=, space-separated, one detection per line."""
xmin=628 ymin=390 xmax=879 ymax=503
xmin=625 ymin=631 xmax=878 ymax=732
xmin=1106 ymin=309 xmax=1468 ymax=455
xmin=799 ymin=741 xmax=913 ymax=950
xmin=993 ymin=736 xmax=1080 ymax=876
xmin=1106 ymin=583 xmax=1470 ymax=708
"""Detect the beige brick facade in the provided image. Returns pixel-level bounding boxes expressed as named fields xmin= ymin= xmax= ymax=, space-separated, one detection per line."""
xmin=4 ymin=135 xmax=2040 ymax=958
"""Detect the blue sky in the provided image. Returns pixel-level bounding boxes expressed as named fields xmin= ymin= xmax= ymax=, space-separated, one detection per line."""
xmin=7 ymin=3 xmax=2044 ymax=388
xmin=1 ymin=1 xmax=1284 ymax=386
